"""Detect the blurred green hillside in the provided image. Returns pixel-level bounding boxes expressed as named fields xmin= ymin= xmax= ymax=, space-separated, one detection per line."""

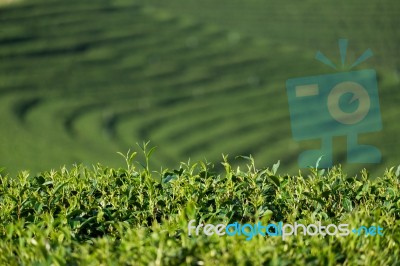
xmin=0 ymin=0 xmax=399 ymax=175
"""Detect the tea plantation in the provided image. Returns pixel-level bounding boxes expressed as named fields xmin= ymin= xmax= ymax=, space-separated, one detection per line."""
xmin=1 ymin=1 xmax=400 ymax=264
xmin=0 ymin=0 xmax=399 ymax=175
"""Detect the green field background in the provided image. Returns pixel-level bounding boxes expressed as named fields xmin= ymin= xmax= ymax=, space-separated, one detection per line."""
xmin=0 ymin=0 xmax=399 ymax=175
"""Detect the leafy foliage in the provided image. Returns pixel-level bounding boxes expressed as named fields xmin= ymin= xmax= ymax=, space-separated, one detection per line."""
xmin=1 ymin=151 xmax=399 ymax=265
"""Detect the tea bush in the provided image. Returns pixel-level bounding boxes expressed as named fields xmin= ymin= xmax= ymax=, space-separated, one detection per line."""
xmin=0 ymin=151 xmax=399 ymax=265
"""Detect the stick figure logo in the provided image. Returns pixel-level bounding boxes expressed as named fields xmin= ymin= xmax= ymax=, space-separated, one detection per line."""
xmin=286 ymin=39 xmax=382 ymax=168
